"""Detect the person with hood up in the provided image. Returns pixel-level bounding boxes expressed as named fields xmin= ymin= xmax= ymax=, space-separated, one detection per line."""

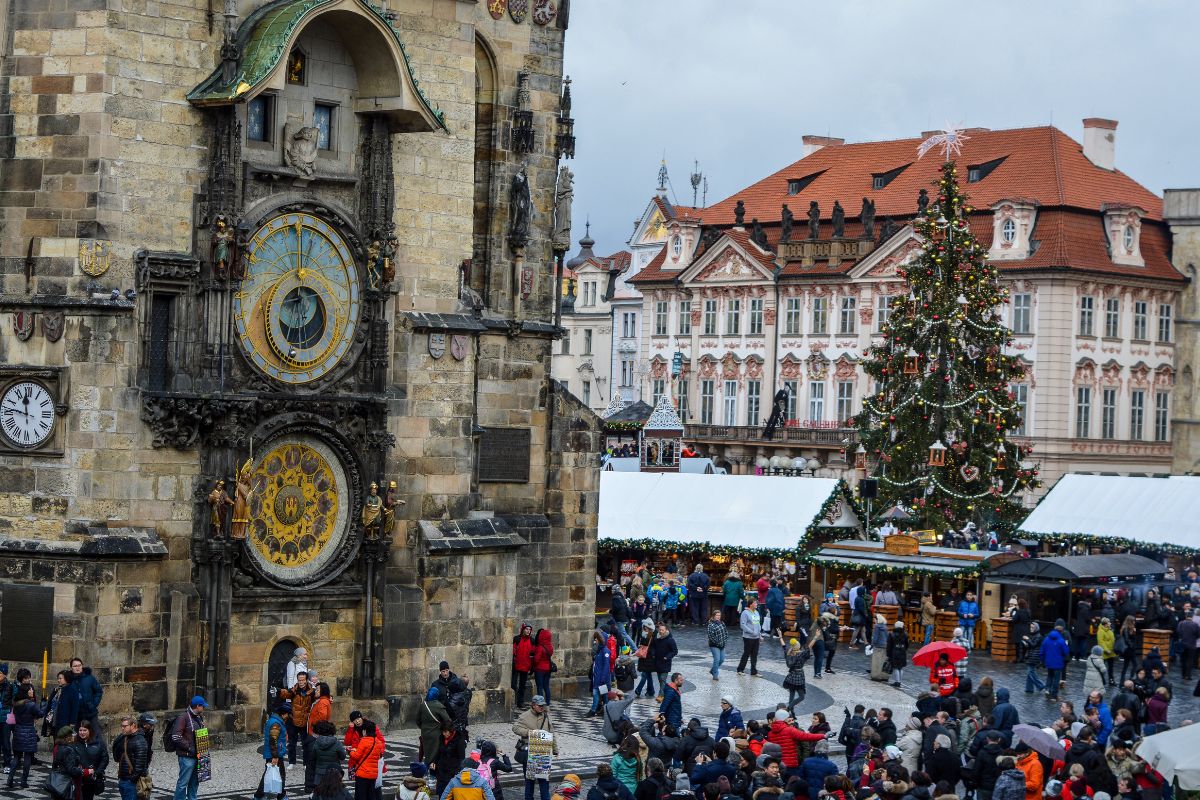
xmin=609 ymin=737 xmax=641 ymax=794
xmin=308 ymin=720 xmax=347 ymax=791
xmin=887 ymin=622 xmax=910 ymax=688
xmin=778 ymin=635 xmax=810 ymax=714
xmin=591 ymin=763 xmax=634 ymax=800
xmin=990 ymin=755 xmax=1027 ymax=800
xmin=765 ymin=709 xmax=825 ymax=772
xmin=549 ymin=774 xmax=580 ymax=800
xmin=897 ymin=717 xmax=923 ymax=775
xmin=477 ymin=741 xmax=512 ymax=800
xmin=1083 ymin=646 xmax=1109 ymax=699
xmin=929 ymin=654 xmax=957 ymax=698
xmin=716 ymin=697 xmax=744 ymax=740
xmin=602 ymin=690 xmax=635 ymax=745
xmin=799 ymin=739 xmax=838 ymax=800
xmin=588 ymin=629 xmax=614 ymax=717
xmin=513 ymin=624 xmax=536 ymax=709
xmin=254 ymin=703 xmax=290 ymax=800
xmin=1040 ymin=626 xmax=1071 ymax=700
xmin=419 ymin=688 xmax=452 ymax=767
xmin=991 ymin=688 xmax=1019 ymax=742
xmin=531 ymin=628 xmax=555 ymax=705
xmin=440 ymin=761 xmax=497 ymax=800
xmin=678 ymin=718 xmax=716 ymax=773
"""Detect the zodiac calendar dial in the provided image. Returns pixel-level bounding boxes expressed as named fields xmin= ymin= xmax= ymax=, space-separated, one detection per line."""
xmin=233 ymin=212 xmax=361 ymax=385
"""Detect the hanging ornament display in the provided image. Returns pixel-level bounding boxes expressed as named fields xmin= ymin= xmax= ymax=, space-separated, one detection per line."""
xmin=959 ymin=464 xmax=981 ymax=482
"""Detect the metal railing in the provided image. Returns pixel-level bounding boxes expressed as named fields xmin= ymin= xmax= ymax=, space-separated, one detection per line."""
xmin=685 ymin=424 xmax=856 ymax=446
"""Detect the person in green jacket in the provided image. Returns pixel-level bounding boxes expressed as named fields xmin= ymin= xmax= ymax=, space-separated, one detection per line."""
xmin=721 ymin=573 xmax=744 ymax=627
xmin=609 ymin=737 xmax=640 ymax=793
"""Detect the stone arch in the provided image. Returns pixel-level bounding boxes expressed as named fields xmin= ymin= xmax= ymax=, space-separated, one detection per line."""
xmin=470 ymin=34 xmax=500 ymax=300
xmin=262 ymin=633 xmax=315 ymax=710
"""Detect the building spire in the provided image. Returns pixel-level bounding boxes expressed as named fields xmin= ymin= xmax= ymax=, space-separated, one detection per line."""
xmin=690 ymin=160 xmax=703 ymax=208
xmin=657 ymin=157 xmax=669 ymax=196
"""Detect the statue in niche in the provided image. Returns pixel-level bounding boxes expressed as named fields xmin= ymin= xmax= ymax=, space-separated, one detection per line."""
xmin=212 ymin=216 xmax=233 ymax=279
xmin=508 ymin=166 xmax=532 ymax=250
xmin=207 ymin=479 xmax=233 ymax=538
xmin=552 ymin=166 xmax=574 ymax=252
xmin=382 ymin=480 xmax=404 ymax=535
xmin=284 ymin=122 xmax=319 ymax=178
xmin=230 ymin=459 xmax=253 ymax=540
xmin=807 ymin=201 xmax=820 ymax=239
xmin=380 ymin=235 xmax=397 ymax=285
xmin=831 ymin=201 xmax=845 ymax=238
xmin=861 ymin=197 xmax=876 ymax=240
xmin=366 ymin=237 xmax=383 ymax=290
xmin=734 ymin=200 xmax=745 ymax=226
xmin=780 ymin=204 xmax=793 ymax=243
xmin=362 ymin=481 xmax=382 ymax=539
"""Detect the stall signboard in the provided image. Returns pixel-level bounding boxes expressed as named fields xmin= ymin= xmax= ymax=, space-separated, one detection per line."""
xmin=911 ymin=529 xmax=939 ymax=545
xmin=882 ymin=534 xmax=920 ymax=556
xmin=620 ymin=560 xmax=638 ymax=575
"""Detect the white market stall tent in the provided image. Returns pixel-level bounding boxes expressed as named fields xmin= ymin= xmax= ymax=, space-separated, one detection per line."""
xmin=598 ymin=471 xmax=863 ymax=554
xmin=1018 ymin=473 xmax=1200 ymax=552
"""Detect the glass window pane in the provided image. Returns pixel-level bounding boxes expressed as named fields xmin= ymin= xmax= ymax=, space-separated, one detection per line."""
xmin=313 ymin=104 xmax=333 ymax=150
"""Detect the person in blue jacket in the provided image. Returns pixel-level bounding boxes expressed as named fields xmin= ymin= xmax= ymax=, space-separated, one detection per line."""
xmin=68 ymin=658 xmax=104 ymax=730
xmin=799 ymin=739 xmax=838 ymax=800
xmin=658 ymin=673 xmax=683 ymax=730
xmin=254 ymin=703 xmax=291 ymax=800
xmin=1084 ymin=690 xmax=1113 ymax=746
xmin=715 ymin=697 xmax=744 ymax=740
xmin=957 ymin=592 xmax=981 ymax=642
xmin=765 ymin=582 xmax=786 ymax=637
xmin=1039 ymin=626 xmax=1071 ymax=700
xmin=587 ymin=629 xmax=613 ymax=717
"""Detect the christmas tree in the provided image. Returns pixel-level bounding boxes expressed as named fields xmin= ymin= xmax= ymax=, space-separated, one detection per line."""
xmin=854 ymin=151 xmax=1040 ymax=533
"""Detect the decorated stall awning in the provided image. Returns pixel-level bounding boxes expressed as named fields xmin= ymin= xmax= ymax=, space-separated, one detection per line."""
xmin=987 ymin=553 xmax=1166 ymax=587
xmin=599 ymin=472 xmax=863 ymax=558
xmin=1018 ymin=474 xmax=1200 ymax=554
xmin=807 ymin=536 xmax=995 ymax=578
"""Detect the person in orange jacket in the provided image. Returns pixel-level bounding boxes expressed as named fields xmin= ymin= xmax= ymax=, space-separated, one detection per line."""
xmin=929 ymin=653 xmax=958 ymax=697
xmin=348 ymin=719 xmax=386 ymax=800
xmin=1014 ymin=743 xmax=1044 ymax=800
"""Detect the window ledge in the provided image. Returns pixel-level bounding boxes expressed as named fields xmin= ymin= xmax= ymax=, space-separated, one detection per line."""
xmin=1077 ymin=334 xmax=1096 ymax=340
xmin=1101 ymin=337 xmax=1123 ymax=343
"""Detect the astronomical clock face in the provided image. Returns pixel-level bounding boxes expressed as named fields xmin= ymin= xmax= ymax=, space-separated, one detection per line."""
xmin=234 ymin=212 xmax=361 ymax=385
xmin=244 ymin=436 xmax=352 ymax=587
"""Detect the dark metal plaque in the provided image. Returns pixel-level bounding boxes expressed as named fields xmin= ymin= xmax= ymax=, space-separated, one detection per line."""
xmin=478 ymin=427 xmax=531 ymax=483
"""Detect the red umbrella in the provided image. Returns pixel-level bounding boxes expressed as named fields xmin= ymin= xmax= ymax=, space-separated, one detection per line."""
xmin=911 ymin=641 xmax=968 ymax=668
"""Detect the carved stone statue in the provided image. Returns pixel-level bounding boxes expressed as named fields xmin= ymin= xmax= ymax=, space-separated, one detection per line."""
xmin=734 ymin=200 xmax=745 ymax=226
xmin=284 ymin=124 xmax=319 ymax=178
xmin=878 ymin=216 xmax=898 ymax=245
xmin=230 ymin=459 xmax=254 ymax=540
xmin=750 ymin=218 xmax=768 ymax=250
xmin=366 ymin=237 xmax=383 ymax=290
xmin=212 ymin=216 xmax=232 ymax=279
xmin=807 ymin=201 xmax=820 ymax=240
xmin=551 ymin=166 xmax=574 ymax=253
xmin=380 ymin=235 xmax=397 ymax=285
xmin=382 ymin=479 xmax=404 ymax=535
xmin=362 ymin=481 xmax=382 ymax=539
xmin=831 ymin=201 xmax=845 ymax=238
xmin=207 ymin=479 xmax=233 ymax=538
xmin=917 ymin=188 xmax=929 ymax=216
xmin=508 ymin=166 xmax=532 ymax=250
xmin=780 ymin=204 xmax=793 ymax=243
xmin=861 ymin=197 xmax=876 ymax=240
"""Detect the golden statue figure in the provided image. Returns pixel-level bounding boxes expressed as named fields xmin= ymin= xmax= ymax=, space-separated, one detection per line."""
xmin=381 ymin=479 xmax=404 ymax=535
xmin=362 ymin=481 xmax=382 ymax=539
xmin=231 ymin=458 xmax=254 ymax=540
xmin=207 ymin=479 xmax=233 ymax=538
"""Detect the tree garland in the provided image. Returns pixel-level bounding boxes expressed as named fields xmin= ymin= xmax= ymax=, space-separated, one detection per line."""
xmin=597 ymin=537 xmax=798 ymax=559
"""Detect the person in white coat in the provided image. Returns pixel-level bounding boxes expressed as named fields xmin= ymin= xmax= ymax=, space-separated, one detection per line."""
xmin=286 ymin=648 xmax=309 ymax=689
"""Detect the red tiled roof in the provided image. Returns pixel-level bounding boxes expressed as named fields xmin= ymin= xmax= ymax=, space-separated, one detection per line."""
xmin=629 ymin=227 xmax=778 ymax=285
xmin=629 ymin=244 xmax=670 ymax=284
xmin=652 ymin=195 xmax=703 ymax=223
xmin=603 ymin=250 xmax=632 ymax=274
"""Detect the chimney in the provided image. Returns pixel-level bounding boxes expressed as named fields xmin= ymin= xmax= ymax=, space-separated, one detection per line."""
xmin=802 ymin=135 xmax=844 ymax=158
xmin=1082 ymin=118 xmax=1118 ymax=170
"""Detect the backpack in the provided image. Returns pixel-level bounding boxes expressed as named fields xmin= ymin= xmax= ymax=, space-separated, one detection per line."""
xmin=838 ymin=715 xmax=864 ymax=750
xmin=446 ymin=689 xmax=472 ymax=732
xmin=475 ymin=759 xmax=494 ymax=788
xmin=161 ymin=714 xmax=181 ymax=753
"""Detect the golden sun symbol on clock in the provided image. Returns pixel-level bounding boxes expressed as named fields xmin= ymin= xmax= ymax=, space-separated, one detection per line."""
xmin=233 ymin=212 xmax=362 ymax=385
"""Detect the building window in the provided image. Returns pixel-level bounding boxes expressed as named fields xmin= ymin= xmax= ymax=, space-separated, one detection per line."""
xmin=700 ymin=380 xmax=715 ymax=424
xmin=1001 ymin=218 xmax=1016 ymax=243
xmin=1079 ymin=296 xmax=1094 ymax=337
xmin=1075 ymin=386 xmax=1091 ymax=439
xmin=747 ymin=380 xmax=761 ymax=426
xmin=651 ymin=379 xmax=665 ymax=405
xmin=620 ymin=359 xmax=634 ymax=387
xmin=725 ymin=299 xmax=741 ymax=335
xmin=678 ymin=301 xmax=691 ymax=335
xmin=313 ymin=103 xmax=334 ymax=150
xmin=1158 ymin=304 xmax=1173 ymax=343
xmin=1101 ymin=387 xmax=1117 ymax=439
xmin=703 ymin=300 xmax=718 ymax=335
xmin=560 ymin=332 xmax=571 ymax=354
xmin=672 ymin=236 xmax=682 ymax=258
xmin=583 ymin=329 xmax=592 ymax=355
xmin=723 ymin=380 xmax=738 ymax=426
xmin=785 ymin=298 xmax=802 ymax=335
xmin=1123 ymin=226 xmax=1135 ymax=252
xmin=246 ymin=95 xmax=273 ymax=142
xmin=811 ymin=297 xmax=828 ymax=334
xmin=581 ymin=380 xmax=591 ymax=406
xmin=677 ymin=380 xmax=689 ymax=421
xmin=654 ymin=301 xmax=668 ymax=336
xmin=1010 ymin=382 xmax=1029 ymax=436
xmin=808 ymin=381 xmax=825 ymax=422
xmin=1105 ymin=298 xmax=1121 ymax=338
xmin=838 ymin=296 xmax=856 ymax=335
xmin=749 ymin=298 xmax=763 ymax=335
xmin=836 ymin=380 xmax=854 ymax=424
xmin=147 ymin=294 xmax=175 ymax=391
xmin=1011 ymin=293 xmax=1031 ymax=334
xmin=1130 ymin=389 xmax=1145 ymax=441
xmin=1155 ymin=391 xmax=1169 ymax=441
xmin=876 ymin=295 xmax=892 ymax=331
xmin=1133 ymin=301 xmax=1148 ymax=340
xmin=622 ymin=312 xmax=636 ymax=338
xmin=783 ymin=381 xmax=798 ymax=420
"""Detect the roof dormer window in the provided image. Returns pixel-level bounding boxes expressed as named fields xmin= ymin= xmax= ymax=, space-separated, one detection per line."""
xmin=1123 ymin=226 xmax=1135 ymax=253
xmin=870 ymin=164 xmax=910 ymax=191
xmin=1002 ymin=218 xmax=1016 ymax=243
xmin=672 ymin=236 xmax=683 ymax=259
xmin=787 ymin=170 xmax=825 ymax=196
xmin=967 ymin=156 xmax=1007 ymax=183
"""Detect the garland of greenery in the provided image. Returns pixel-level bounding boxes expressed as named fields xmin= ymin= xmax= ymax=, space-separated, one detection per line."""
xmin=603 ymin=420 xmax=646 ymax=432
xmin=798 ymin=552 xmax=984 ymax=579
xmin=1015 ymin=530 xmax=1200 ymax=557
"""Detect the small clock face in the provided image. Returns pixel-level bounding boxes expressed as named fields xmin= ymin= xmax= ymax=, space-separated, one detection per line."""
xmin=0 ymin=381 xmax=55 ymax=448
xmin=233 ymin=212 xmax=361 ymax=385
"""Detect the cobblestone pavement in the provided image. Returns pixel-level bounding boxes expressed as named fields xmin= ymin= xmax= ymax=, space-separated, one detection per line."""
xmin=3 ymin=621 xmax=1195 ymax=800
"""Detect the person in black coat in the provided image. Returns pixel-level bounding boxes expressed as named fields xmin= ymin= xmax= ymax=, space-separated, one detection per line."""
xmin=676 ymin=719 xmax=715 ymax=773
xmin=634 ymin=758 xmax=670 ymax=800
xmin=112 ymin=716 xmax=151 ymax=797
xmin=924 ymin=735 xmax=959 ymax=789
xmin=7 ymin=683 xmax=44 ymax=789
xmin=51 ymin=727 xmax=84 ymax=797
xmin=1072 ymin=601 xmax=1093 ymax=661
xmin=963 ymin=733 xmax=1003 ymax=796
xmin=74 ymin=719 xmax=109 ymax=800
xmin=648 ymin=624 xmax=678 ymax=696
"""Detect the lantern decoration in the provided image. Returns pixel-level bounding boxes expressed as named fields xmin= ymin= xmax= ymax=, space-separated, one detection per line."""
xmin=903 ymin=348 xmax=919 ymax=376
xmin=928 ymin=439 xmax=947 ymax=467
xmin=855 ymin=444 xmax=867 ymax=471
xmin=995 ymin=443 xmax=1007 ymax=471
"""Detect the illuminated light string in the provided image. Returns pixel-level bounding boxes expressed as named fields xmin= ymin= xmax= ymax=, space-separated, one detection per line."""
xmin=1016 ymin=531 xmax=1200 ymax=557
xmin=927 ymin=471 xmax=1023 ymax=501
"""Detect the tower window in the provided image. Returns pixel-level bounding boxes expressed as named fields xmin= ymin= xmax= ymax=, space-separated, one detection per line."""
xmin=313 ymin=103 xmax=335 ymax=150
xmin=246 ymin=96 xmax=273 ymax=142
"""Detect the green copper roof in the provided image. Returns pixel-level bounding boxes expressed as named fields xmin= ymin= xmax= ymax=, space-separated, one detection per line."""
xmin=187 ymin=0 xmax=446 ymax=132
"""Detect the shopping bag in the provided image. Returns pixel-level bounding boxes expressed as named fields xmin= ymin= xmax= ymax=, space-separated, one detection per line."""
xmin=262 ymin=764 xmax=283 ymax=796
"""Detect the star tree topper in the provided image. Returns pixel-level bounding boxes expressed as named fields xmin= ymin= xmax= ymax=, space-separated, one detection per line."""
xmin=917 ymin=126 xmax=970 ymax=160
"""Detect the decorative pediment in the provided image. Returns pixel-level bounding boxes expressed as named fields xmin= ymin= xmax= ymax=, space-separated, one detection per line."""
xmin=681 ymin=239 xmax=775 ymax=284
xmin=848 ymin=227 xmax=922 ymax=279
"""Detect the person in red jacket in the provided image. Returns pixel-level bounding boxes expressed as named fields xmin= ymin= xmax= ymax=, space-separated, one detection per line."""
xmin=532 ymin=629 xmax=555 ymax=705
xmin=929 ymin=654 xmax=958 ymax=697
xmin=512 ymin=623 xmax=535 ymax=709
xmin=766 ymin=710 xmax=826 ymax=772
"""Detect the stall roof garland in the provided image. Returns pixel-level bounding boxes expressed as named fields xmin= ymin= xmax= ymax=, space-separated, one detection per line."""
xmin=1015 ymin=530 xmax=1200 ymax=557
xmin=799 ymin=552 xmax=985 ymax=579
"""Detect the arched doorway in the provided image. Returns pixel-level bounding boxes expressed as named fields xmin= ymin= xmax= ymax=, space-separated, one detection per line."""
xmin=266 ymin=638 xmax=302 ymax=708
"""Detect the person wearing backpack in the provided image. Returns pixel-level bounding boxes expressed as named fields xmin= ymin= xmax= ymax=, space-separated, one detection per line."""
xmin=170 ymin=696 xmax=207 ymax=800
xmin=837 ymin=706 xmax=866 ymax=769
xmin=478 ymin=740 xmax=512 ymax=800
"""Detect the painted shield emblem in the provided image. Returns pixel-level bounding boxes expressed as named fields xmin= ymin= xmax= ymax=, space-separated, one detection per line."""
xmin=41 ymin=309 xmax=65 ymax=343
xmin=508 ymin=0 xmax=528 ymax=23
xmin=428 ymin=332 xmax=446 ymax=359
xmin=13 ymin=311 xmax=34 ymax=341
xmin=487 ymin=0 xmax=506 ymax=20
xmin=450 ymin=335 xmax=468 ymax=361
xmin=532 ymin=0 xmax=556 ymax=25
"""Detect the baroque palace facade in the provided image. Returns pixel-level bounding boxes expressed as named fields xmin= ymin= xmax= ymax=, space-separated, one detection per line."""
xmin=0 ymin=0 xmax=599 ymax=732
xmin=627 ymin=121 xmax=1185 ymax=494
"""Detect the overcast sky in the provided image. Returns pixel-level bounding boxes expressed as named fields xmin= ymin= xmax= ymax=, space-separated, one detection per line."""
xmin=561 ymin=0 xmax=1200 ymax=258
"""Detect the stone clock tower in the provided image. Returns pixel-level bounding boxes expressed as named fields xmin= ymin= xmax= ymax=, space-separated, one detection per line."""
xmin=0 ymin=0 xmax=597 ymax=733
